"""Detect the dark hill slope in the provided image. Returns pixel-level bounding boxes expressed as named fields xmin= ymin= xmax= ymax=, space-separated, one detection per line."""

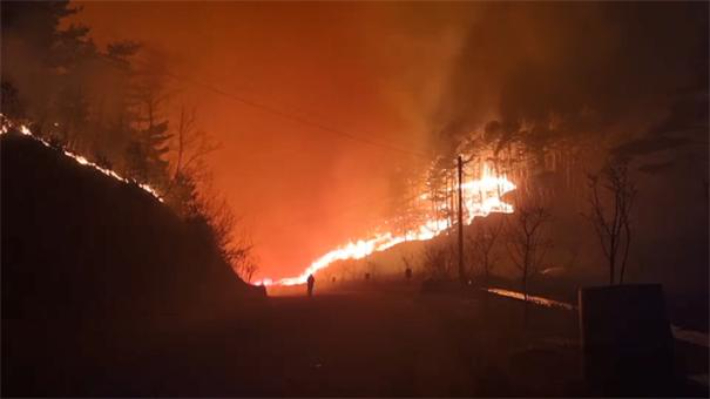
xmin=1 ymin=131 xmax=263 ymax=320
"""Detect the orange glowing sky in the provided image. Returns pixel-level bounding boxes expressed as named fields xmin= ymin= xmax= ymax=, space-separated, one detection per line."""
xmin=71 ymin=2 xmax=470 ymax=280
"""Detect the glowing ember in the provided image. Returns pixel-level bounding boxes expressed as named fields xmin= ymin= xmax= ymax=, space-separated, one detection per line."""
xmin=0 ymin=115 xmax=163 ymax=202
xmin=255 ymin=165 xmax=516 ymax=286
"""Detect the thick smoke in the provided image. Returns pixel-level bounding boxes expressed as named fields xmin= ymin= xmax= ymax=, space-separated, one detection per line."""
xmin=434 ymin=2 xmax=708 ymax=158
xmin=428 ymin=2 xmax=708 ymax=296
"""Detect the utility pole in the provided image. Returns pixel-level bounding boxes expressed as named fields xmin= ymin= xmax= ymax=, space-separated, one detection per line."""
xmin=457 ymin=155 xmax=465 ymax=284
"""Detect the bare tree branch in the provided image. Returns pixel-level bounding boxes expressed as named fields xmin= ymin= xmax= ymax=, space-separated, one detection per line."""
xmin=505 ymin=203 xmax=552 ymax=304
xmin=585 ymin=159 xmax=636 ymax=285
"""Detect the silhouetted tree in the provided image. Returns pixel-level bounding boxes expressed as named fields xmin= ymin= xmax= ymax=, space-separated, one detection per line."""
xmin=166 ymin=171 xmax=201 ymax=218
xmin=423 ymin=240 xmax=454 ymax=279
xmin=426 ymin=158 xmax=456 ymax=229
xmin=1 ymin=2 xmax=168 ymax=186
xmin=235 ymin=251 xmax=259 ymax=284
xmin=1 ymin=1 xmax=92 ymax=137
xmin=586 ymin=159 xmax=637 ymax=284
xmin=165 ymin=105 xmax=219 ymax=194
xmin=124 ymin=117 xmax=171 ymax=188
xmin=1 ymin=2 xmax=259 ymax=289
xmin=141 ymin=120 xmax=171 ymax=184
xmin=468 ymin=216 xmax=504 ymax=284
xmin=117 ymin=48 xmax=172 ymax=188
xmin=387 ymin=165 xmax=427 ymax=238
xmin=505 ymin=204 xmax=551 ymax=306
xmin=94 ymin=40 xmax=140 ymax=165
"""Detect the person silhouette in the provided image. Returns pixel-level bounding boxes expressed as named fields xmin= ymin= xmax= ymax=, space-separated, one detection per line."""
xmin=307 ymin=274 xmax=315 ymax=297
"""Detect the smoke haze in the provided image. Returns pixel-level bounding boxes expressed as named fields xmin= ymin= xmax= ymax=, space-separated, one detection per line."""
xmin=49 ymin=2 xmax=707 ymax=281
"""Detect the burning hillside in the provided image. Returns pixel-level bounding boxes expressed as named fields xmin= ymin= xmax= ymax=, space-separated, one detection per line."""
xmin=1 ymin=120 xmax=263 ymax=321
xmin=0 ymin=115 xmax=163 ymax=201
xmin=257 ymin=161 xmax=517 ymax=286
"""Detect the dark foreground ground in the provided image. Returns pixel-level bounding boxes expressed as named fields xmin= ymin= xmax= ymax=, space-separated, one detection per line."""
xmin=3 ymin=286 xmax=708 ymax=397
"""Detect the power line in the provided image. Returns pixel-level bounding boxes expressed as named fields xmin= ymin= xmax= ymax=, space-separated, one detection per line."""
xmin=131 ymin=57 xmax=430 ymax=159
xmin=122 ymin=57 xmax=442 ymax=227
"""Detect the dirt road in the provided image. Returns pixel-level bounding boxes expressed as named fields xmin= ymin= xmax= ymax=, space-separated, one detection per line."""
xmin=4 ymin=289 xmax=581 ymax=396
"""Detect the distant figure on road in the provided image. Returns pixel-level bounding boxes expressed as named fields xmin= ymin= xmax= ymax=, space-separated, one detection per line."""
xmin=307 ymin=274 xmax=315 ymax=297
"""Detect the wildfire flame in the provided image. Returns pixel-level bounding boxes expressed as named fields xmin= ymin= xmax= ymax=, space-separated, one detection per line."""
xmin=1 ymin=115 xmax=515 ymax=288
xmin=0 ymin=115 xmax=163 ymax=202
xmin=256 ymin=165 xmax=516 ymax=286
